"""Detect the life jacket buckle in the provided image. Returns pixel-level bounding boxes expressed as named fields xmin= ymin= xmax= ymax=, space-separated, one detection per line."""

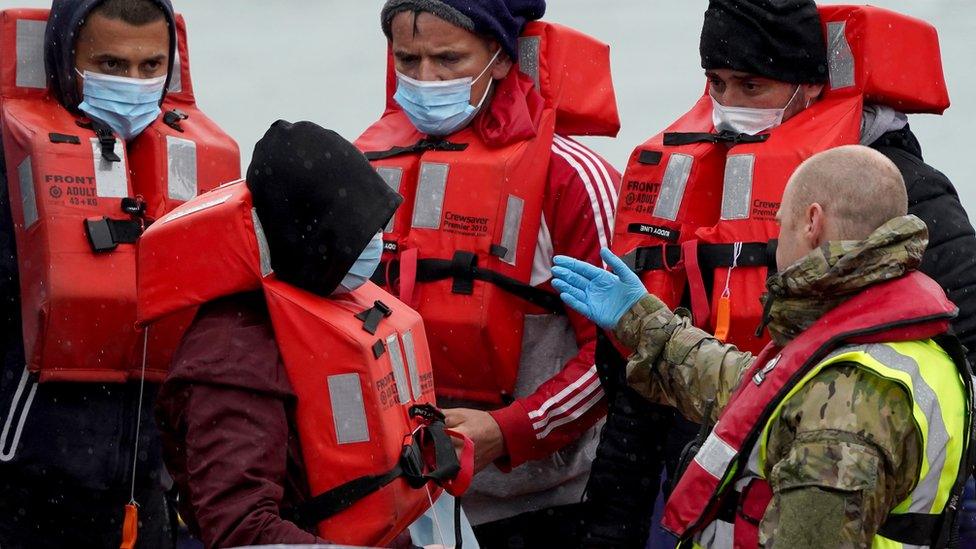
xmin=399 ymin=439 xmax=429 ymax=489
xmin=121 ymin=197 xmax=147 ymax=218
xmin=409 ymin=403 xmax=446 ymax=424
xmin=355 ymin=300 xmax=393 ymax=335
xmin=95 ymin=127 xmax=121 ymax=163
xmin=163 ymin=109 xmax=189 ymax=132
xmin=450 ymin=251 xmax=477 ymax=295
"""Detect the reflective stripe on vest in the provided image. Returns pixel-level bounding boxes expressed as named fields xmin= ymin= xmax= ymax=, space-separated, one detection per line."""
xmin=652 ymin=153 xmax=694 ymax=222
xmin=694 ymin=520 xmax=734 ymax=549
xmin=376 ymin=167 xmax=403 ymax=233
xmin=756 ymin=340 xmax=967 ymax=548
xmin=167 ymin=136 xmax=198 ymax=201
xmin=15 ymin=18 xmax=45 ymax=89
xmin=409 ymin=161 xmax=528 ymax=267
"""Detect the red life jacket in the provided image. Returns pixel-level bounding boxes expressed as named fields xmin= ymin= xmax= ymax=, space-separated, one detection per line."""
xmin=356 ymin=21 xmax=620 ymax=404
xmin=611 ymin=5 xmax=950 ymax=354
xmin=0 ymin=8 xmax=239 ymax=383
xmin=137 ymin=181 xmax=472 ymax=547
xmin=661 ymin=272 xmax=966 ymax=546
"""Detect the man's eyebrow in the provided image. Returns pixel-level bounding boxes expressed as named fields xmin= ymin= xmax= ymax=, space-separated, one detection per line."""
xmin=90 ymin=53 xmax=127 ymax=62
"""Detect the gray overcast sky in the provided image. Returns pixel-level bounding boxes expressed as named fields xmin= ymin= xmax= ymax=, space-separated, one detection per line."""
xmin=5 ymin=0 xmax=974 ymax=217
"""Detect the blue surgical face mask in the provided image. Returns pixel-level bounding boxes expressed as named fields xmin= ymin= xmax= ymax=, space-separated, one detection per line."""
xmin=335 ymin=231 xmax=384 ymax=294
xmin=76 ymin=69 xmax=166 ymax=140
xmin=393 ymin=49 xmax=501 ymax=136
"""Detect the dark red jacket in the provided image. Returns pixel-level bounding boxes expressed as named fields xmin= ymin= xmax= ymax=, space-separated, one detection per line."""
xmin=155 ymin=292 xmax=325 ymax=549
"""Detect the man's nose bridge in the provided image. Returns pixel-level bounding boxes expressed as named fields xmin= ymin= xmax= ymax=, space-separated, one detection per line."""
xmin=120 ymin=63 xmax=142 ymax=79
xmin=417 ymin=57 xmax=438 ymax=81
xmin=717 ymin=87 xmax=745 ymax=108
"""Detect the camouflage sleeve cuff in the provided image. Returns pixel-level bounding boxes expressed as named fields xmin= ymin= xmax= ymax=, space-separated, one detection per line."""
xmin=613 ymin=294 xmax=672 ymax=350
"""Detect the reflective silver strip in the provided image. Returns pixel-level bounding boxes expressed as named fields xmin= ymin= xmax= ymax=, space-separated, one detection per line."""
xmin=0 ymin=366 xmax=38 ymax=462
xmin=386 ymin=334 xmax=411 ymax=404
xmin=168 ymin=48 xmax=183 ymax=93
xmin=693 ymin=426 xmax=737 ymax=480
xmin=251 ymin=208 xmax=273 ymax=277
xmin=90 ymin=138 xmax=129 ymax=198
xmin=865 ymin=344 xmax=948 ymax=514
xmin=720 ymin=154 xmax=754 ymax=220
xmin=827 ymin=21 xmax=856 ymax=90
xmin=695 ymin=519 xmax=734 ymax=549
xmin=401 ymin=330 xmax=423 ymax=401
xmin=17 ymin=157 xmax=37 ymax=229
xmin=166 ymin=136 xmax=198 ymax=201
xmin=376 ymin=167 xmax=403 ymax=233
xmin=652 ymin=153 xmax=693 ymax=221
xmin=412 ymin=163 xmax=449 ymax=229
xmin=15 ymin=20 xmax=46 ymax=89
xmin=498 ymin=195 xmax=524 ymax=265
xmin=328 ymin=373 xmax=369 ymax=444
xmin=517 ymin=35 xmax=541 ymax=91
xmin=159 ymin=192 xmax=232 ymax=225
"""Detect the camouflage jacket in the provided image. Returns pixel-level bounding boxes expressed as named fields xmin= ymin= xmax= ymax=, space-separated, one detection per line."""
xmin=617 ymin=216 xmax=929 ymax=548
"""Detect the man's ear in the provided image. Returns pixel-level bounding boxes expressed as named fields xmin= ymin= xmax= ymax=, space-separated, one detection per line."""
xmin=805 ymin=202 xmax=827 ymax=248
xmin=490 ymin=45 xmax=513 ymax=80
xmin=801 ymin=83 xmax=825 ymax=107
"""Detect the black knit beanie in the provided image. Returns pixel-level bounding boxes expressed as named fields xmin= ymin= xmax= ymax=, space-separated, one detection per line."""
xmin=700 ymin=0 xmax=829 ymax=84
xmin=246 ymin=121 xmax=402 ymax=297
xmin=380 ymin=0 xmax=546 ymax=59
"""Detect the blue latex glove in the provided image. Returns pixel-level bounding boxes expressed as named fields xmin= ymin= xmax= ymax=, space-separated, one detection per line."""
xmin=551 ymin=248 xmax=649 ymax=330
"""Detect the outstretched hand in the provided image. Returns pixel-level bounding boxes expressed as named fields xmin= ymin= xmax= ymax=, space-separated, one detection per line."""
xmin=551 ymin=248 xmax=648 ymax=330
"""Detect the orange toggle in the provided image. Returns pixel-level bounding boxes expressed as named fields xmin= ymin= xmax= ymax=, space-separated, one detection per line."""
xmin=714 ymin=295 xmax=731 ymax=343
xmin=120 ymin=503 xmax=138 ymax=549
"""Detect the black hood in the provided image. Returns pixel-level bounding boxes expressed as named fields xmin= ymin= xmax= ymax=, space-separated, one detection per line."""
xmin=246 ymin=121 xmax=403 ymax=297
xmin=44 ymin=0 xmax=177 ymax=112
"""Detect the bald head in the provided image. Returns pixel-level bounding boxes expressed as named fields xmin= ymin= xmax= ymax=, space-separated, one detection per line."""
xmin=785 ymin=145 xmax=907 ymax=241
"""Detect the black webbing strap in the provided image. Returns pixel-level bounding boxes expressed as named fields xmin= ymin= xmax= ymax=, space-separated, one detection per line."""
xmin=89 ymin=119 xmax=121 ymax=163
xmin=698 ymin=241 xmax=777 ymax=272
xmin=418 ymin=419 xmax=462 ymax=484
xmin=663 ymin=130 xmax=770 ymax=147
xmin=623 ymin=245 xmax=682 ymax=273
xmin=623 ymin=241 xmax=777 ymax=274
xmin=84 ymin=217 xmax=142 ymax=252
xmin=355 ymin=300 xmax=393 ymax=335
xmin=373 ymin=252 xmax=565 ymax=314
xmin=288 ymin=464 xmax=406 ymax=528
xmin=454 ymin=494 xmax=464 ymax=549
xmin=48 ymin=132 xmax=81 ymax=145
xmin=877 ymin=513 xmax=942 ymax=547
xmin=450 ymin=251 xmax=477 ymax=295
xmin=289 ymin=405 xmax=462 ymax=528
xmin=364 ymin=138 xmax=469 ymax=161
